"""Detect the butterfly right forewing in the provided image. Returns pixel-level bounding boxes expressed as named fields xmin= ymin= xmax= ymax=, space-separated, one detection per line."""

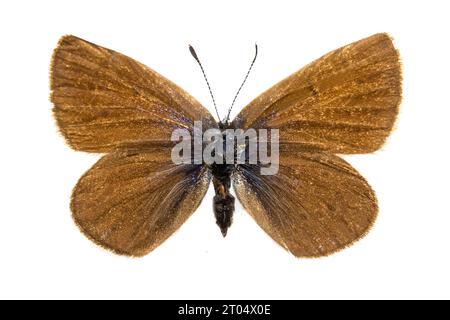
xmin=232 ymin=33 xmax=401 ymax=154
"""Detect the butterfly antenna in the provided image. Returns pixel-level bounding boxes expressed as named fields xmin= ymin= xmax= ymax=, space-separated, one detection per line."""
xmin=225 ymin=43 xmax=258 ymax=123
xmin=189 ymin=45 xmax=221 ymax=122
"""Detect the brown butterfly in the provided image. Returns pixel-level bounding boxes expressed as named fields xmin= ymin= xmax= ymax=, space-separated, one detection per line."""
xmin=50 ymin=33 xmax=401 ymax=258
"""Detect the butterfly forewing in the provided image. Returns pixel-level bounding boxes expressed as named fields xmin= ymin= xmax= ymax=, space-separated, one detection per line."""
xmin=71 ymin=148 xmax=211 ymax=256
xmin=232 ymin=33 xmax=401 ymax=154
xmin=50 ymin=35 xmax=216 ymax=153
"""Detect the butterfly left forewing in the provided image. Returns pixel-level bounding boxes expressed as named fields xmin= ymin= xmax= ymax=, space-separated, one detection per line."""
xmin=51 ymin=35 xmax=216 ymax=153
xmin=71 ymin=147 xmax=211 ymax=257
xmin=233 ymin=150 xmax=377 ymax=257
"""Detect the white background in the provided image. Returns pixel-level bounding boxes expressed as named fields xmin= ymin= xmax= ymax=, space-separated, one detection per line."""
xmin=0 ymin=0 xmax=449 ymax=300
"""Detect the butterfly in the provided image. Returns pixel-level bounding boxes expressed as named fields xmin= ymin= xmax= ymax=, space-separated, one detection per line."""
xmin=50 ymin=33 xmax=401 ymax=258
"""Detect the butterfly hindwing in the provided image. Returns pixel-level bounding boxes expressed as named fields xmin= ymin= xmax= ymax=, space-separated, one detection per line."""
xmin=233 ymin=150 xmax=377 ymax=257
xmin=71 ymin=147 xmax=211 ymax=257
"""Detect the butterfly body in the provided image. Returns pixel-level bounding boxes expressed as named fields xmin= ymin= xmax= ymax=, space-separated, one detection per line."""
xmin=210 ymin=122 xmax=236 ymax=237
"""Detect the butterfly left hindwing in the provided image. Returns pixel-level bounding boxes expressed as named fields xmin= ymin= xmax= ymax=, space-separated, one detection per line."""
xmin=72 ymin=149 xmax=211 ymax=257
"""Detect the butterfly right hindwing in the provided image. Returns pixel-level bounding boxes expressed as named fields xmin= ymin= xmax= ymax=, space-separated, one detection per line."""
xmin=233 ymin=151 xmax=377 ymax=257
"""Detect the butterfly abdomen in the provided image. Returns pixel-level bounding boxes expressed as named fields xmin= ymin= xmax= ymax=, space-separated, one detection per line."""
xmin=211 ymin=152 xmax=235 ymax=237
